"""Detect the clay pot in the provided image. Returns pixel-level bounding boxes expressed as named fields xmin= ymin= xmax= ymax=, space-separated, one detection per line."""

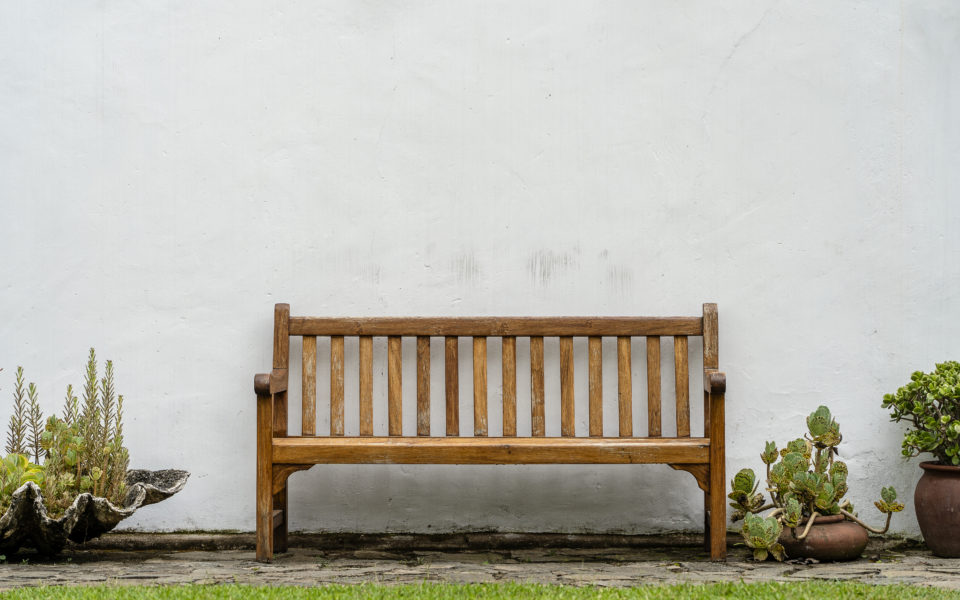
xmin=778 ymin=514 xmax=868 ymax=562
xmin=915 ymin=461 xmax=960 ymax=557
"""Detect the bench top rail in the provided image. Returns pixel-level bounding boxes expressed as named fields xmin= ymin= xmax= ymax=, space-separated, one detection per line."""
xmin=289 ymin=316 xmax=702 ymax=337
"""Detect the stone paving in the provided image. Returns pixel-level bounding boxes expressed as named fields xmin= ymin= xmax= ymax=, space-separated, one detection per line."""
xmin=0 ymin=533 xmax=958 ymax=590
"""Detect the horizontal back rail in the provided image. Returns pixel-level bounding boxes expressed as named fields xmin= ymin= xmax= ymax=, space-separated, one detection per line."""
xmin=289 ymin=316 xmax=702 ymax=337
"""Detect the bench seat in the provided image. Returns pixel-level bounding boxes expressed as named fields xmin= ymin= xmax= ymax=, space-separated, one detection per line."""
xmin=272 ymin=436 xmax=710 ymax=465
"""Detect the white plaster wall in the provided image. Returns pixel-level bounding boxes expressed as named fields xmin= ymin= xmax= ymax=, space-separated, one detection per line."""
xmin=1 ymin=1 xmax=958 ymax=536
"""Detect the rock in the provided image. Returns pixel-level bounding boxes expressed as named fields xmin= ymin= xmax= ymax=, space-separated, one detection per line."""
xmin=0 ymin=469 xmax=188 ymax=556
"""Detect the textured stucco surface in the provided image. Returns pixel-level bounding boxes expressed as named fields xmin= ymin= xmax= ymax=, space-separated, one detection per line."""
xmin=0 ymin=2 xmax=958 ymax=536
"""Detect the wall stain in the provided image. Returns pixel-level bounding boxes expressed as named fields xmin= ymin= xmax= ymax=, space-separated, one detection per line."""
xmin=527 ymin=249 xmax=580 ymax=286
xmin=607 ymin=265 xmax=633 ymax=295
xmin=452 ymin=253 xmax=480 ymax=286
xmin=359 ymin=264 xmax=381 ymax=284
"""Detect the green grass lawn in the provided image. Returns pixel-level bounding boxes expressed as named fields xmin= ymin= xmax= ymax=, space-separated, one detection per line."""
xmin=2 ymin=583 xmax=958 ymax=600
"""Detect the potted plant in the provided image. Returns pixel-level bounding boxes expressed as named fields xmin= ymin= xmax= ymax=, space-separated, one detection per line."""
xmin=1 ymin=349 xmax=188 ymax=556
xmin=729 ymin=406 xmax=902 ymax=561
xmin=882 ymin=361 xmax=960 ymax=557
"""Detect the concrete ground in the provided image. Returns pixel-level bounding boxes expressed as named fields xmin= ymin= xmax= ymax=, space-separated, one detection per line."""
xmin=1 ymin=533 xmax=958 ymax=590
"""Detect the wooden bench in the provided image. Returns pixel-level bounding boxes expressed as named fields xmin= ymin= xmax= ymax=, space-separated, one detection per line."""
xmin=254 ymin=303 xmax=727 ymax=562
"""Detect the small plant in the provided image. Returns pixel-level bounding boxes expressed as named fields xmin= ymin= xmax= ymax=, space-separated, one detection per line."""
xmin=1 ymin=349 xmax=130 ymax=517
xmin=729 ymin=406 xmax=903 ymax=561
xmin=0 ymin=453 xmax=44 ymax=513
xmin=5 ymin=367 xmax=28 ymax=456
xmin=882 ymin=361 xmax=960 ymax=466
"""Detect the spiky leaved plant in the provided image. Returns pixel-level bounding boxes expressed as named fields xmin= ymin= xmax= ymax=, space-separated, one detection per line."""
xmin=94 ymin=361 xmax=127 ymax=499
xmin=27 ymin=382 xmax=44 ymax=464
xmin=5 ymin=367 xmax=28 ymax=456
xmin=728 ymin=406 xmax=904 ymax=561
xmin=61 ymin=385 xmax=79 ymax=426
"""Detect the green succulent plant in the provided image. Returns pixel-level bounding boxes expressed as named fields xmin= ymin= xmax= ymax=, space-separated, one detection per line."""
xmin=882 ymin=361 xmax=960 ymax=466
xmin=731 ymin=406 xmax=902 ymax=561
xmin=0 ymin=453 xmax=44 ymax=513
xmin=741 ymin=513 xmax=785 ymax=562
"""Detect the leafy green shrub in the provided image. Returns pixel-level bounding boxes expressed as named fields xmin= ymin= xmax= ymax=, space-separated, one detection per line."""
xmin=0 ymin=453 xmax=43 ymax=513
xmin=729 ymin=406 xmax=902 ymax=561
xmin=882 ymin=361 xmax=960 ymax=466
xmin=1 ymin=349 xmax=130 ymax=517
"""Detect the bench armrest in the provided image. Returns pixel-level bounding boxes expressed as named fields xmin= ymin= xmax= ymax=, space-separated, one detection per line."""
xmin=254 ymin=369 xmax=288 ymax=396
xmin=703 ymin=370 xmax=726 ymax=394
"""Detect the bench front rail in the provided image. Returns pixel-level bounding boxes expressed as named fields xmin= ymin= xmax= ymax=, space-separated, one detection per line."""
xmin=255 ymin=304 xmax=726 ymax=562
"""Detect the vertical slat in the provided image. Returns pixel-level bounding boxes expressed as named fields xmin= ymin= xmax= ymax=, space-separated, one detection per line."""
xmin=646 ymin=336 xmax=661 ymax=437
xmin=359 ymin=335 xmax=373 ymax=436
xmin=560 ymin=336 xmax=574 ymax=437
xmin=617 ymin=336 xmax=633 ymax=437
xmin=301 ymin=335 xmax=317 ymax=436
xmin=388 ymin=336 xmax=402 ymax=436
xmin=675 ymin=335 xmax=690 ymax=437
xmin=530 ymin=336 xmax=545 ymax=437
xmin=330 ymin=336 xmax=344 ymax=436
xmin=445 ymin=336 xmax=459 ymax=436
xmin=588 ymin=336 xmax=602 ymax=437
xmin=502 ymin=336 xmax=517 ymax=437
xmin=417 ymin=336 xmax=430 ymax=436
xmin=473 ymin=336 xmax=488 ymax=436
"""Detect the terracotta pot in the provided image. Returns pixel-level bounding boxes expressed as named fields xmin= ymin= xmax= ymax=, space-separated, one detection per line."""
xmin=915 ymin=461 xmax=960 ymax=558
xmin=778 ymin=514 xmax=868 ymax=562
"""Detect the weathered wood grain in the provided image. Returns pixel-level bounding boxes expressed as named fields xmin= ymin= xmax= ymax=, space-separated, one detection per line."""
xmin=445 ymin=337 xmax=459 ymax=436
xmin=301 ymin=335 xmax=317 ymax=436
xmin=617 ymin=336 xmax=633 ymax=437
xmin=588 ymin=336 xmax=602 ymax=437
xmin=417 ymin=336 xmax=430 ymax=436
xmin=330 ymin=336 xmax=344 ymax=436
xmin=647 ymin=336 xmax=661 ymax=437
xmin=502 ymin=336 xmax=517 ymax=437
xmin=388 ymin=336 xmax=402 ymax=436
xmin=359 ymin=335 xmax=373 ymax=436
xmin=273 ymin=436 xmax=710 ymax=465
xmin=560 ymin=337 xmax=574 ymax=437
xmin=473 ymin=337 xmax=488 ymax=437
xmin=290 ymin=316 xmax=702 ymax=337
xmin=255 ymin=390 xmax=273 ymax=562
xmin=703 ymin=303 xmax=718 ymax=370
xmin=274 ymin=304 xmax=290 ymax=369
xmin=530 ymin=336 xmax=545 ymax=437
xmin=675 ymin=335 xmax=690 ymax=438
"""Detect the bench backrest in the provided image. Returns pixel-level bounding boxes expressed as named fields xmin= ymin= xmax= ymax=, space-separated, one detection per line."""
xmin=270 ymin=304 xmax=719 ymax=439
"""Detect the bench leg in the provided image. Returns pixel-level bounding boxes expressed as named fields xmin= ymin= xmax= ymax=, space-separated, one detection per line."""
xmin=707 ymin=391 xmax=727 ymax=560
xmin=704 ymin=491 xmax=712 ymax=553
xmin=256 ymin=392 xmax=273 ymax=562
xmin=273 ymin=485 xmax=288 ymax=553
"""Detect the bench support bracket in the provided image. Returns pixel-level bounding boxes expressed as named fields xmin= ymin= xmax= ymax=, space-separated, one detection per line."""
xmin=668 ymin=463 xmax=709 ymax=492
xmin=273 ymin=464 xmax=314 ymax=495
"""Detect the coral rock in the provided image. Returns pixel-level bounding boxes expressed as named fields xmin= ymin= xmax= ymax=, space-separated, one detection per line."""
xmin=0 ymin=469 xmax=188 ymax=555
